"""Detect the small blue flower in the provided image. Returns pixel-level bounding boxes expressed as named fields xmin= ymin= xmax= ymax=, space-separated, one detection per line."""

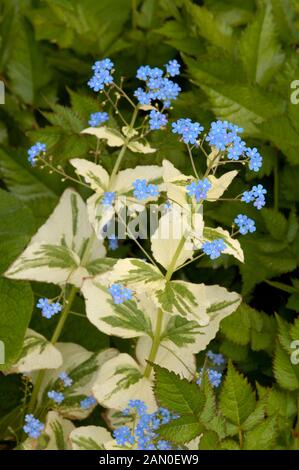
xmin=109 ymin=283 xmax=133 ymax=304
xmin=113 ymin=426 xmax=135 ymax=446
xmin=23 ymin=414 xmax=44 ymax=439
xmin=227 ymin=137 xmax=246 ymax=161
xmin=202 ymin=239 xmax=226 ymax=260
xmin=165 ymin=59 xmax=180 ymax=77
xmin=241 ymin=184 xmax=266 ymax=210
xmin=207 ymin=350 xmax=226 ymax=366
xmin=88 ymin=112 xmax=109 ymax=127
xmin=134 ymin=65 xmax=181 ymax=107
xmin=27 ymin=142 xmax=46 ymax=165
xmin=206 ymin=120 xmax=243 ymax=151
xmin=36 ymin=298 xmax=62 ymax=319
xmin=148 ymin=110 xmax=168 ymax=130
xmin=134 ymin=88 xmax=152 ymax=105
xmin=197 ymin=368 xmax=223 ymax=388
xmin=59 ymin=372 xmax=73 ymax=388
xmin=133 ymin=179 xmax=159 ymax=200
xmin=136 ymin=65 xmax=152 ymax=81
xmin=172 ymin=118 xmax=204 ymax=144
xmin=108 ymin=235 xmax=119 ymax=251
xmin=47 ymin=390 xmax=64 ymax=404
xmin=102 ymin=191 xmax=116 ymax=206
xmin=80 ymin=396 xmax=97 ymax=410
xmin=157 ymin=440 xmax=172 ymax=450
xmin=246 ymin=147 xmax=262 ymax=172
xmin=234 ymin=214 xmax=256 ymax=235
xmin=186 ymin=178 xmax=211 ymax=201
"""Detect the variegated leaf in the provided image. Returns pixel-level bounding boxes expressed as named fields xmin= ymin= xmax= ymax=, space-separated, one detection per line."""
xmin=92 ymin=354 xmax=156 ymax=412
xmin=9 ymin=329 xmax=62 ymax=373
xmin=128 ymin=141 xmax=156 ymax=154
xmin=36 ymin=344 xmax=118 ymax=419
xmin=81 ymin=127 xmax=124 ymax=147
xmin=5 ymin=189 xmax=107 ymax=287
xmin=203 ymin=226 xmax=244 ymax=262
xmin=70 ymin=159 xmax=109 ymax=192
xmin=43 ymin=411 xmax=75 ymax=450
xmin=207 ymin=171 xmax=238 ymax=201
xmin=70 ymin=426 xmax=111 ymax=450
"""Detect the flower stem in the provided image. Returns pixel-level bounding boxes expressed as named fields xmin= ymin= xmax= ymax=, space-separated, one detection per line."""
xmin=144 ymin=235 xmax=187 ymax=377
xmin=109 ymin=105 xmax=139 ymax=186
xmin=26 ymin=286 xmax=78 ymax=414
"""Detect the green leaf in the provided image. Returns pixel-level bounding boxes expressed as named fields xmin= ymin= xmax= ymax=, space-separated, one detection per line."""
xmin=185 ymin=2 xmax=234 ymax=53
xmin=161 ymin=316 xmax=202 ymax=347
xmin=220 ymin=362 xmax=256 ymax=426
xmin=239 ymin=2 xmax=284 ymax=86
xmin=199 ymin=430 xmax=220 ymax=450
xmin=0 ymin=278 xmax=33 ymax=370
xmin=158 ymin=415 xmax=204 ymax=445
xmin=270 ymin=0 xmax=299 ymax=44
xmin=7 ymin=17 xmax=51 ymax=104
xmin=243 ymin=416 xmax=278 ymax=450
xmin=199 ymin=83 xmax=284 ymax=136
xmin=273 ymin=342 xmax=299 ymax=391
xmin=0 ymin=188 xmax=35 ymax=274
xmin=262 ymin=208 xmax=288 ymax=240
xmin=154 ymin=364 xmax=205 ymax=416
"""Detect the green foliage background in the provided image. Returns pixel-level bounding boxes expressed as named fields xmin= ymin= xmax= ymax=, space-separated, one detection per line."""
xmin=0 ymin=0 xmax=299 ymax=449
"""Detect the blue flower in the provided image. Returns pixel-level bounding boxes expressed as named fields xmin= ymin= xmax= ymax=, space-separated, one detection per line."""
xmin=27 ymin=142 xmax=46 ymax=166
xmin=23 ymin=414 xmax=44 ymax=439
xmin=165 ymin=59 xmax=180 ymax=77
xmin=114 ymin=426 xmax=135 ymax=446
xmin=109 ymin=283 xmax=133 ymax=304
xmin=47 ymin=390 xmax=64 ymax=404
xmin=88 ymin=59 xmax=114 ymax=92
xmin=202 ymin=239 xmax=226 ymax=260
xmin=133 ymin=179 xmax=159 ymax=200
xmin=234 ymin=214 xmax=256 ymax=234
xmin=197 ymin=368 xmax=223 ymax=388
xmin=186 ymin=178 xmax=211 ymax=201
xmin=102 ymin=191 xmax=116 ymax=206
xmin=148 ymin=110 xmax=168 ymax=130
xmin=108 ymin=235 xmax=119 ymax=251
xmin=207 ymin=350 xmax=226 ymax=366
xmin=246 ymin=147 xmax=262 ymax=172
xmin=36 ymin=298 xmax=62 ymax=319
xmin=172 ymin=118 xmax=204 ymax=144
xmin=206 ymin=120 xmax=243 ymax=151
xmin=241 ymin=184 xmax=266 ymax=210
xmin=88 ymin=112 xmax=109 ymax=127
xmin=227 ymin=137 xmax=246 ymax=161
xmin=157 ymin=440 xmax=172 ymax=450
xmin=80 ymin=396 xmax=97 ymax=409
xmin=135 ymin=65 xmax=181 ymax=107
xmin=59 ymin=372 xmax=73 ymax=388
xmin=134 ymin=88 xmax=152 ymax=105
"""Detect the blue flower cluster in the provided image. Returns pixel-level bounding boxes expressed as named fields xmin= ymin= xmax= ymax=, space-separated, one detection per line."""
xmin=172 ymin=118 xmax=204 ymax=145
xmin=197 ymin=368 xmax=223 ymax=388
xmin=108 ymin=283 xmax=133 ymax=304
xmin=202 ymin=239 xmax=226 ymax=260
xmin=113 ymin=400 xmax=178 ymax=450
xmin=36 ymin=298 xmax=62 ymax=319
xmin=88 ymin=111 xmax=109 ymax=127
xmin=148 ymin=110 xmax=168 ymax=130
xmin=134 ymin=61 xmax=181 ymax=108
xmin=242 ymin=184 xmax=267 ymax=209
xmin=207 ymin=350 xmax=225 ymax=366
xmin=186 ymin=178 xmax=212 ymax=201
xmin=108 ymin=235 xmax=119 ymax=251
xmin=234 ymin=214 xmax=256 ymax=235
xmin=88 ymin=59 xmax=114 ymax=92
xmin=102 ymin=191 xmax=116 ymax=206
xmin=59 ymin=371 xmax=73 ymax=387
xmin=205 ymin=120 xmax=263 ymax=171
xmin=27 ymin=142 xmax=46 ymax=166
xmin=133 ymin=179 xmax=159 ymax=200
xmin=80 ymin=396 xmax=97 ymax=410
xmin=246 ymin=147 xmax=263 ymax=172
xmin=165 ymin=59 xmax=180 ymax=77
xmin=23 ymin=414 xmax=44 ymax=439
xmin=47 ymin=390 xmax=64 ymax=404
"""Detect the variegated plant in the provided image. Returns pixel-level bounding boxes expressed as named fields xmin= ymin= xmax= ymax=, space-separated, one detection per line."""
xmin=3 ymin=58 xmax=267 ymax=450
